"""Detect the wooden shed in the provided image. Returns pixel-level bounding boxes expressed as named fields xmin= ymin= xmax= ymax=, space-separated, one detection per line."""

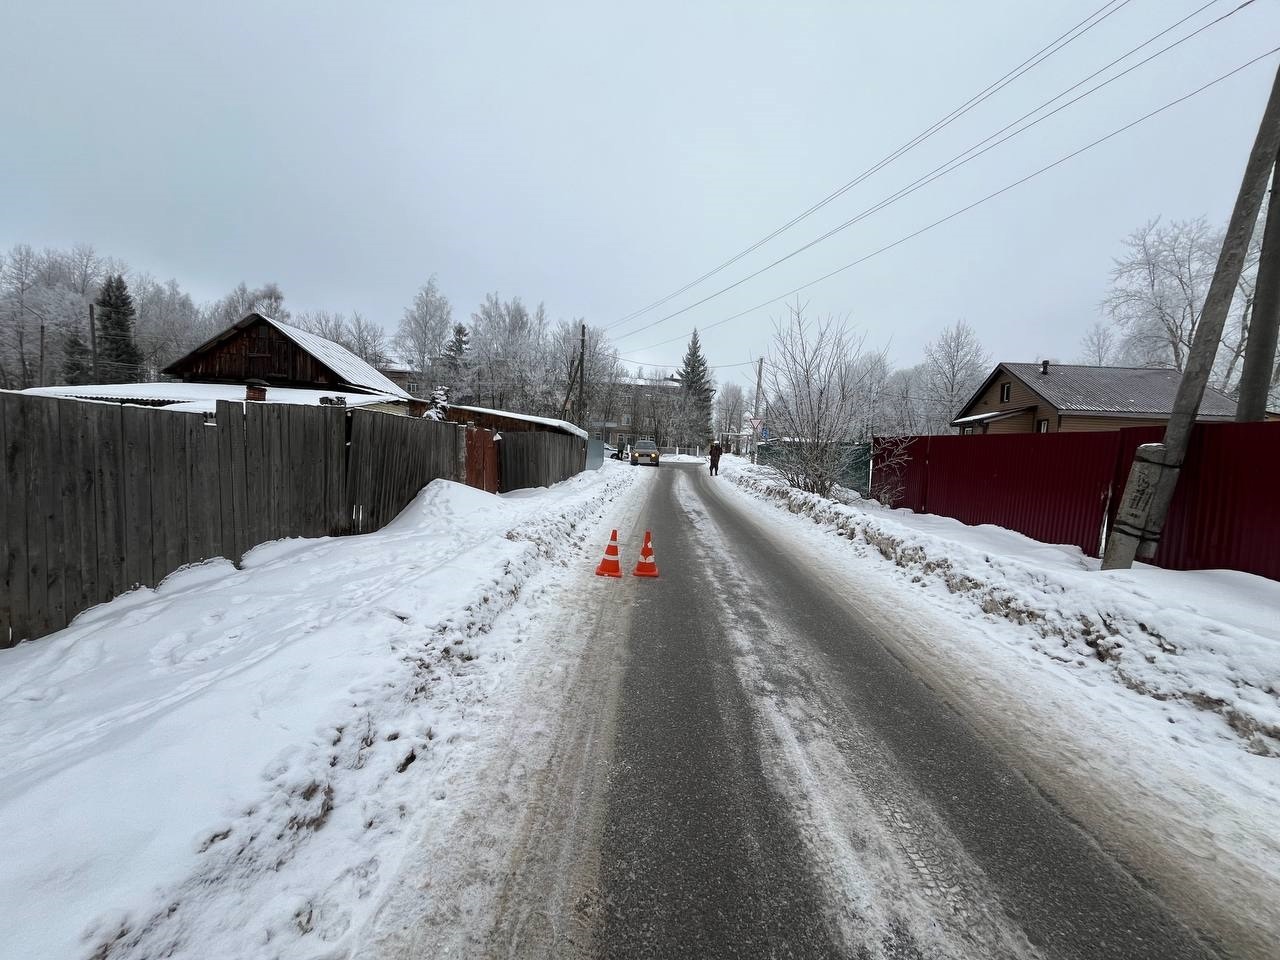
xmin=164 ymin=312 xmax=413 ymax=399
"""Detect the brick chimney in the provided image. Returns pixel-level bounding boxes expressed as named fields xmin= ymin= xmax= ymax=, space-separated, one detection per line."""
xmin=245 ymin=378 xmax=268 ymax=402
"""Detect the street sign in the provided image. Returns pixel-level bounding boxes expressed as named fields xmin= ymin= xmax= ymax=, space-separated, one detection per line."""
xmin=747 ymin=417 xmax=763 ymax=431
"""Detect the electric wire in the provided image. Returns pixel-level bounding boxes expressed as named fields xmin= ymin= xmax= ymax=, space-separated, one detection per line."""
xmin=604 ymin=0 xmax=1138 ymax=330
xmin=611 ymin=0 xmax=1257 ymax=346
xmin=627 ymin=46 xmax=1280 ymax=355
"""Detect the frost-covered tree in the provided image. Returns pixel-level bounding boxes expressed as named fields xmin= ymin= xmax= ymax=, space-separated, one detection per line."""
xmin=1102 ymin=216 xmax=1260 ymax=391
xmin=673 ymin=329 xmax=714 ymax=445
xmin=764 ymin=300 xmax=881 ymax=496
xmin=1078 ymin=321 xmax=1118 ymax=366
xmin=921 ymin=320 xmax=989 ymax=430
xmin=395 ymin=278 xmax=451 ymax=383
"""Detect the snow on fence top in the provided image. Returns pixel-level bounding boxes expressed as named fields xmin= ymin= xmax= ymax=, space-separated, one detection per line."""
xmin=22 ymin=381 xmax=401 ymax=412
xmin=448 ymin=404 xmax=588 ymax=440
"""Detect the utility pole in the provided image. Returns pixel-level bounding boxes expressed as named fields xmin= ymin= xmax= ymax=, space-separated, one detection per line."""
xmin=751 ymin=356 xmax=764 ymax=464
xmin=577 ymin=321 xmax=586 ymax=428
xmin=1237 ymin=158 xmax=1280 ymax=421
xmin=88 ymin=302 xmax=100 ymax=381
xmin=1103 ymin=61 xmax=1280 ymax=570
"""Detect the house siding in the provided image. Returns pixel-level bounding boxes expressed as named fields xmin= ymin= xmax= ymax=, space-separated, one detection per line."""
xmin=1059 ymin=415 xmax=1167 ymax=432
xmin=960 ymin=367 xmax=1054 ymax=433
xmin=168 ymin=318 xmax=342 ymax=389
xmin=985 ymin=411 xmax=1038 ymax=434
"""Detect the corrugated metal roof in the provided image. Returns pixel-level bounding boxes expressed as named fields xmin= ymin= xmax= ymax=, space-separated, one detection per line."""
xmin=1004 ymin=364 xmax=1238 ymax=417
xmin=262 ymin=316 xmax=412 ymax=400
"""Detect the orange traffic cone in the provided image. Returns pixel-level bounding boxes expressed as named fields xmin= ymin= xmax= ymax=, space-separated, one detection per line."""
xmin=595 ymin=529 xmax=623 ymax=578
xmin=633 ymin=530 xmax=659 ymax=578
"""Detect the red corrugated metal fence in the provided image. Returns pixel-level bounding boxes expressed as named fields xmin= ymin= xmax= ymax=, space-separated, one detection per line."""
xmin=874 ymin=422 xmax=1279 ymax=580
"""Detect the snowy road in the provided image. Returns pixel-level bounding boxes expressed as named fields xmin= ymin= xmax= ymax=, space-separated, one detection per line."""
xmin=5 ymin=458 xmax=1273 ymax=959
xmin=371 ymin=461 xmax=1245 ymax=959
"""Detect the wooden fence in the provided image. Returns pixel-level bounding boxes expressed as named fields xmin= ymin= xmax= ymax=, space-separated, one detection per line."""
xmin=498 ymin=431 xmax=586 ymax=492
xmin=1 ymin=394 xmax=465 ymax=647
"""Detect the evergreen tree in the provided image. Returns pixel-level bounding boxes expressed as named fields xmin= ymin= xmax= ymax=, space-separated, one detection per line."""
xmin=95 ymin=274 xmax=143 ymax=382
xmin=61 ymin=331 xmax=94 ymax=384
xmin=675 ymin=329 xmax=715 ymax=445
xmin=443 ymin=323 xmax=470 ymax=373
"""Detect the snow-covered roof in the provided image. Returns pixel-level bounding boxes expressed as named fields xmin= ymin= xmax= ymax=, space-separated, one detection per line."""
xmin=448 ymin=404 xmax=588 ymax=440
xmin=263 ymin=316 xmax=412 ymax=400
xmin=23 ymin=381 xmax=401 ymax=412
xmin=161 ymin=313 xmax=412 ymax=401
xmin=952 ymin=405 xmax=1036 ymax=426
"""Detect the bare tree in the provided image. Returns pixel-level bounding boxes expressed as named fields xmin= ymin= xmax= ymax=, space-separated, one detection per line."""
xmin=764 ymin=299 xmax=881 ymax=496
xmin=346 ymin=311 xmax=390 ymax=365
xmin=921 ymin=319 xmax=989 ymax=431
xmin=1078 ymin=321 xmax=1118 ymax=365
xmin=1101 ymin=216 xmax=1261 ymax=392
xmin=395 ymin=278 xmax=451 ymax=387
xmin=715 ymin=382 xmax=745 ymax=446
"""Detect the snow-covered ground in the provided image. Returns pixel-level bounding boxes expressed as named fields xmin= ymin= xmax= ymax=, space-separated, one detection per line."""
xmin=0 ymin=463 xmax=640 ymax=960
xmin=717 ymin=455 xmax=1280 ymax=952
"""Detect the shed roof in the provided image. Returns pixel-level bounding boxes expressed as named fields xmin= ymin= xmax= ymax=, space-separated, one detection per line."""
xmin=164 ymin=313 xmax=413 ymax=401
xmin=957 ymin=363 xmax=1238 ymax=422
xmin=448 ymin=404 xmax=588 ymax=440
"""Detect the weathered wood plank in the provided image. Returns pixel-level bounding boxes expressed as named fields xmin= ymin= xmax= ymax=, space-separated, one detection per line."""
xmin=93 ymin=403 xmax=126 ymax=605
xmin=186 ymin=415 xmax=209 ymax=563
xmin=62 ymin=401 xmax=98 ymax=619
xmin=245 ymin=402 xmax=267 ymax=549
xmin=227 ymin=402 xmax=249 ymax=561
xmin=1 ymin=394 xmax=31 ymax=646
xmin=38 ymin=398 xmax=67 ymax=635
xmin=164 ymin=411 xmax=188 ymax=579
xmin=121 ymin=405 xmax=153 ymax=589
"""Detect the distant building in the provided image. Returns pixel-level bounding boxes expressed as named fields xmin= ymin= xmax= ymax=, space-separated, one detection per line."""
xmin=25 ymin=312 xmax=425 ymax=416
xmin=591 ymin=376 xmax=681 ymax=448
xmin=951 ymin=362 xmax=1240 ymax=435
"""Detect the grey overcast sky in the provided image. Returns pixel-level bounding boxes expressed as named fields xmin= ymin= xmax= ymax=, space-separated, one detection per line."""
xmin=3 ymin=0 xmax=1279 ymax=392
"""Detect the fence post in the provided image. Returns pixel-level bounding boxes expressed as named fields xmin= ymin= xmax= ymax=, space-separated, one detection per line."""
xmin=454 ymin=422 xmax=467 ymax=484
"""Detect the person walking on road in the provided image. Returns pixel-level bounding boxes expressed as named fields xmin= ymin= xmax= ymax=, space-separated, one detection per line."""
xmin=709 ymin=441 xmax=723 ymax=476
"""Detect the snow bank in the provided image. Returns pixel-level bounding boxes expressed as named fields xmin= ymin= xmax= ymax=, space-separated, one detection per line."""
xmin=0 ymin=463 xmax=637 ymax=960
xmin=719 ymin=458 xmax=1280 ymax=756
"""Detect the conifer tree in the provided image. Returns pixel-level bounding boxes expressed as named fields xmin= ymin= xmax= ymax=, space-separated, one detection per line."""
xmin=95 ymin=274 xmax=143 ymax=382
xmin=61 ymin=331 xmax=94 ymax=384
xmin=675 ymin=329 xmax=715 ymax=445
xmin=443 ymin=323 xmax=470 ymax=373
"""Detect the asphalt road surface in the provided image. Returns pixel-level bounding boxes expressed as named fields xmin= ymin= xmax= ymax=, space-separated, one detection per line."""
xmin=485 ymin=463 xmax=1226 ymax=960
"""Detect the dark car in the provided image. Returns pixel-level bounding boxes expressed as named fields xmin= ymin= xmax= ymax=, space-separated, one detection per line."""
xmin=631 ymin=440 xmax=660 ymax=467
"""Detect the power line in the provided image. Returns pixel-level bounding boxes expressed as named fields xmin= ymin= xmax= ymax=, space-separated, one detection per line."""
xmin=612 ymin=0 xmax=1256 ymax=346
xmin=628 ymin=46 xmax=1280 ymax=353
xmin=604 ymin=0 xmax=1137 ymax=331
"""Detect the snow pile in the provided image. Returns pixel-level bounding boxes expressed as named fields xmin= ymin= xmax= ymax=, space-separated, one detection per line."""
xmin=719 ymin=457 xmax=1280 ymax=756
xmin=0 ymin=463 xmax=637 ymax=960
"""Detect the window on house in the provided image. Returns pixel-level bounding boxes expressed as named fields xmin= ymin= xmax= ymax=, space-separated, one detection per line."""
xmin=1036 ymin=418 xmax=1049 ymax=433
xmin=961 ymin=427 xmax=973 ymax=435
xmin=999 ymin=382 xmax=1011 ymax=403
xmin=622 ymin=413 xmax=632 ymax=426
xmin=407 ymin=381 xmax=419 ymax=394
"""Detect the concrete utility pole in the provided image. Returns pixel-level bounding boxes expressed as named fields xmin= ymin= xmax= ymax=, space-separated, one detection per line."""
xmin=1103 ymin=61 xmax=1280 ymax=570
xmin=1237 ymin=159 xmax=1280 ymax=421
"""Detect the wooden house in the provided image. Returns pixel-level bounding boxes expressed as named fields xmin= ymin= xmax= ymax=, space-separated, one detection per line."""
xmin=164 ymin=313 xmax=413 ymax=400
xmin=951 ymin=362 xmax=1239 ymax=434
